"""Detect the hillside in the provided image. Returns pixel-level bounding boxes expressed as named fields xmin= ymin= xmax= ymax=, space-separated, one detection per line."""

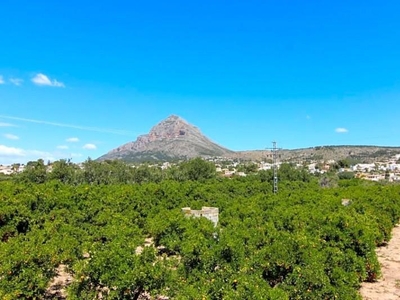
xmin=98 ymin=115 xmax=233 ymax=162
xmin=235 ymin=146 xmax=400 ymax=163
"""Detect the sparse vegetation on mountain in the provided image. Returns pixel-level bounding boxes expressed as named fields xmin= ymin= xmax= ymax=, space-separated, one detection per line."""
xmin=98 ymin=115 xmax=233 ymax=162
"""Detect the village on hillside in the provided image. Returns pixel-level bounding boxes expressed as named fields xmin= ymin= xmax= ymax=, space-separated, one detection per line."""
xmin=208 ymin=153 xmax=400 ymax=182
xmin=2 ymin=152 xmax=400 ymax=183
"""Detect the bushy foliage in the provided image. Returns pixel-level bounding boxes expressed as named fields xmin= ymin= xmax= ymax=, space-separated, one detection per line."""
xmin=338 ymin=171 xmax=356 ymax=180
xmin=14 ymin=157 xmax=218 ymax=185
xmin=1 ymin=163 xmax=400 ymax=299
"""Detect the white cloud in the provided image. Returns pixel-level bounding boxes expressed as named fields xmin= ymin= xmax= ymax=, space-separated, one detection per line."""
xmin=10 ymin=78 xmax=23 ymax=86
xmin=335 ymin=127 xmax=349 ymax=133
xmin=0 ymin=145 xmax=83 ymax=165
xmin=0 ymin=122 xmax=14 ymax=127
xmin=0 ymin=75 xmax=4 ymax=84
xmin=83 ymin=143 xmax=97 ymax=150
xmin=0 ymin=145 xmax=24 ymax=157
xmin=4 ymin=134 xmax=19 ymax=140
xmin=66 ymin=137 xmax=79 ymax=142
xmin=31 ymin=73 xmax=65 ymax=87
xmin=57 ymin=145 xmax=69 ymax=150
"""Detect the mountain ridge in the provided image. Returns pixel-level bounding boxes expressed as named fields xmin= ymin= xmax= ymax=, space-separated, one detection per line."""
xmin=98 ymin=115 xmax=400 ymax=163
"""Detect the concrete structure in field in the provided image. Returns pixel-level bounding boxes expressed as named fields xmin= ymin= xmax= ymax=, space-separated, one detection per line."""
xmin=182 ymin=206 xmax=219 ymax=227
xmin=341 ymin=199 xmax=352 ymax=206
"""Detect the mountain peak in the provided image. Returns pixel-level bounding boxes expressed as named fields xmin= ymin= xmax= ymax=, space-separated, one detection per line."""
xmin=166 ymin=114 xmax=183 ymax=121
xmin=98 ymin=115 xmax=232 ymax=162
xmin=148 ymin=115 xmax=197 ymax=141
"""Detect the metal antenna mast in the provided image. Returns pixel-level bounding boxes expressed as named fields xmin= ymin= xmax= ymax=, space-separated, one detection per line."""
xmin=266 ymin=141 xmax=281 ymax=194
xmin=272 ymin=142 xmax=278 ymax=194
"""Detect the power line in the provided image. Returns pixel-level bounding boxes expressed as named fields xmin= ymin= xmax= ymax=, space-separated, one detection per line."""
xmin=266 ymin=141 xmax=282 ymax=194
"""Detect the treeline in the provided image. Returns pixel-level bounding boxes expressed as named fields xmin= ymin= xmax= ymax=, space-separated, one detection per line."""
xmin=1 ymin=158 xmax=399 ymax=299
xmin=12 ymin=158 xmax=315 ymax=187
xmin=13 ymin=158 xmax=217 ymax=185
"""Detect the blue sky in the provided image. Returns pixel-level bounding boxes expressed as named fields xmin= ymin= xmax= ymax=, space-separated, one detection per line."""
xmin=1 ymin=0 xmax=400 ymax=164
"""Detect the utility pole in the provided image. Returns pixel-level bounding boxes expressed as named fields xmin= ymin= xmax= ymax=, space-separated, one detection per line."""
xmin=266 ymin=141 xmax=282 ymax=194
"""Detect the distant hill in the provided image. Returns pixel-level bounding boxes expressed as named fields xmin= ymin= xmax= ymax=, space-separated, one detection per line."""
xmin=98 ymin=115 xmax=233 ymax=162
xmin=98 ymin=115 xmax=400 ymax=163
xmin=234 ymin=146 xmax=400 ymax=163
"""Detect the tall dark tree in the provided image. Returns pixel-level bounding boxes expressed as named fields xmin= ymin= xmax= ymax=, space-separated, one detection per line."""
xmin=49 ymin=159 xmax=79 ymax=184
xmin=179 ymin=157 xmax=216 ymax=181
xmin=19 ymin=159 xmax=47 ymax=183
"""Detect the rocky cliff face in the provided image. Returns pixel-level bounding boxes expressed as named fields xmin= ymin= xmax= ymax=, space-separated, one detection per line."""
xmin=98 ymin=115 xmax=233 ymax=162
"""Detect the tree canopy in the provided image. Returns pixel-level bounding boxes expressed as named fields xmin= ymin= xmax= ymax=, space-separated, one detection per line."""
xmin=0 ymin=158 xmax=399 ymax=299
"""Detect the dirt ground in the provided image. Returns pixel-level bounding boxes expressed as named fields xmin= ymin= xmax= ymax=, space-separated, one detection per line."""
xmin=359 ymin=224 xmax=400 ymax=299
xmin=45 ymin=264 xmax=73 ymax=299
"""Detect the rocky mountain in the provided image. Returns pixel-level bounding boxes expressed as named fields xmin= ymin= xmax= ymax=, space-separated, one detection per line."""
xmin=98 ymin=115 xmax=400 ymax=163
xmin=98 ymin=115 xmax=233 ymax=162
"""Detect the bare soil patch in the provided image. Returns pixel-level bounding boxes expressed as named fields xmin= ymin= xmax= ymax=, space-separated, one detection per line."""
xmin=360 ymin=224 xmax=400 ymax=299
xmin=45 ymin=264 xmax=73 ymax=299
